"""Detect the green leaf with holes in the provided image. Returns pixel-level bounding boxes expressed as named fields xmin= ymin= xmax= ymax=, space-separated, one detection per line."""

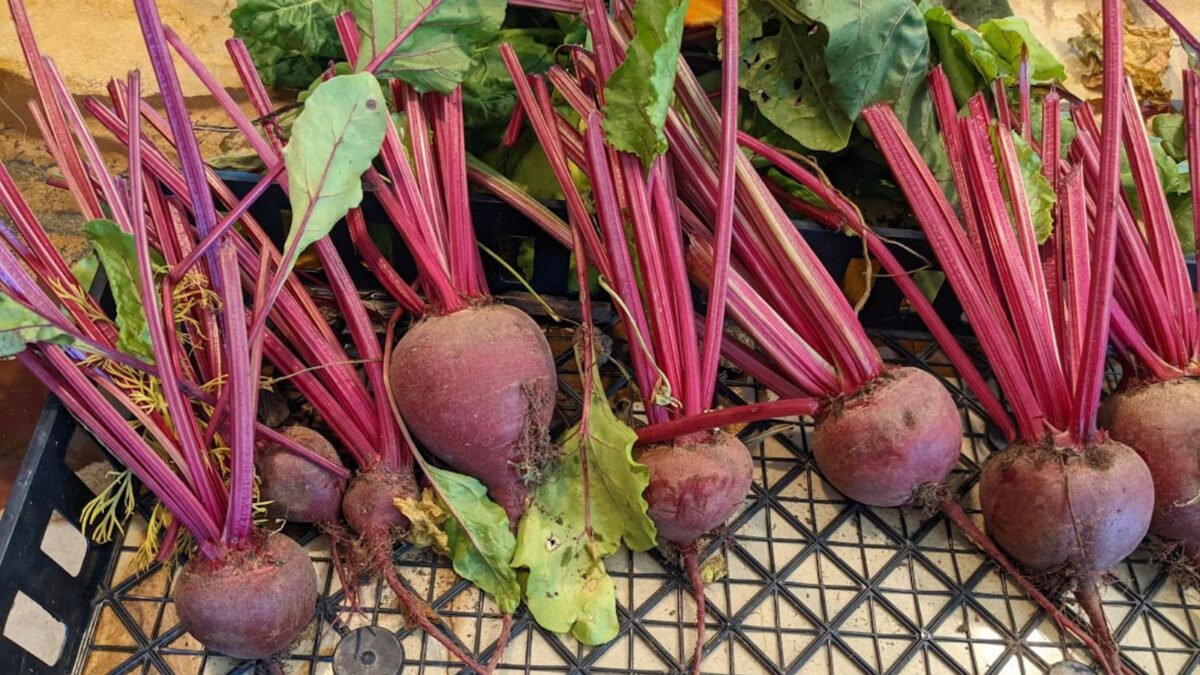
xmin=798 ymin=0 xmax=930 ymax=120
xmin=513 ymin=368 xmax=654 ymax=645
xmin=735 ymin=0 xmax=852 ymax=152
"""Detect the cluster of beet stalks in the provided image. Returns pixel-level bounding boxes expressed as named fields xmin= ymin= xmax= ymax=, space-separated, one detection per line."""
xmin=1 ymin=0 xmax=509 ymax=668
xmin=858 ymin=0 xmax=1200 ymax=670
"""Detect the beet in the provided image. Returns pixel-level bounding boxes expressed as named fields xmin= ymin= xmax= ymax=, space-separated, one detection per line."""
xmin=258 ymin=426 xmax=347 ymax=524
xmin=389 ymin=303 xmax=556 ymax=521
xmin=342 ymin=466 xmax=420 ymax=537
xmin=174 ymin=532 xmax=317 ymax=659
xmin=1099 ymin=377 xmax=1200 ymax=552
xmin=979 ymin=438 xmax=1154 ymax=574
xmin=637 ymin=429 xmax=753 ymax=544
xmin=811 ymin=367 xmax=961 ymax=507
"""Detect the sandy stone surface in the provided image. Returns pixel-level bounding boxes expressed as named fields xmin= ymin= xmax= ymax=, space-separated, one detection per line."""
xmin=0 ymin=0 xmax=258 ymax=263
xmin=0 ymin=0 xmax=240 ymax=99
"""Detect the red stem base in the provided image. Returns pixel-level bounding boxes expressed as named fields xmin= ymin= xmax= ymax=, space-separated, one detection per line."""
xmin=486 ymin=613 xmax=514 ymax=671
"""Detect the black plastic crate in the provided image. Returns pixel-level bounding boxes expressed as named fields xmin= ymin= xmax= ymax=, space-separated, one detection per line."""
xmin=1 ymin=173 xmax=1198 ymax=674
xmin=214 ymin=170 xmax=978 ymax=336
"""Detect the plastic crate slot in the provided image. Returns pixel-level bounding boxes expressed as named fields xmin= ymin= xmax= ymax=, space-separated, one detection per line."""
xmin=4 ymin=591 xmax=66 ymax=667
xmin=39 ymin=510 xmax=87 ymax=578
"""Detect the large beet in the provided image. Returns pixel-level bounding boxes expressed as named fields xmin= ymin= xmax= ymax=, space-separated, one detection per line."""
xmin=174 ymin=532 xmax=318 ymax=659
xmin=979 ymin=438 xmax=1154 ymax=574
xmin=389 ymin=304 xmax=556 ymax=520
xmin=1099 ymin=377 xmax=1200 ymax=551
xmin=258 ymin=426 xmax=347 ymax=524
xmin=811 ymin=367 xmax=961 ymax=507
xmin=637 ymin=430 xmax=753 ymax=544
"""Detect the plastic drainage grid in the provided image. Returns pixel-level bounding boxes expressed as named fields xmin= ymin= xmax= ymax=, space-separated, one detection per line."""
xmin=73 ymin=328 xmax=1200 ymax=675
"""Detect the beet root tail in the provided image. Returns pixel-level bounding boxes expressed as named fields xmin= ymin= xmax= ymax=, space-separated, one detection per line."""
xmin=939 ymin=499 xmax=1124 ymax=675
xmin=683 ymin=548 xmax=706 ymax=675
xmin=371 ymin=539 xmax=492 ymax=673
xmin=486 ymin=613 xmax=514 ymax=672
xmin=1076 ymin=577 xmax=1123 ymax=675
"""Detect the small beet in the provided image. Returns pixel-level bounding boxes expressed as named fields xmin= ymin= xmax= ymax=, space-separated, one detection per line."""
xmin=637 ymin=429 xmax=753 ymax=545
xmin=342 ymin=466 xmax=420 ymax=538
xmin=258 ymin=426 xmax=347 ymax=524
xmin=979 ymin=438 xmax=1154 ymax=574
xmin=390 ymin=303 xmax=556 ymax=521
xmin=1099 ymin=377 xmax=1200 ymax=551
xmin=174 ymin=532 xmax=318 ymax=659
xmin=811 ymin=367 xmax=961 ymax=507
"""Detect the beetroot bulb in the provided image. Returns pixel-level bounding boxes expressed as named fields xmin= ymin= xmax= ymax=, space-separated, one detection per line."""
xmin=174 ymin=532 xmax=319 ymax=659
xmin=1100 ymin=377 xmax=1200 ymax=560
xmin=637 ymin=429 xmax=755 ymax=674
xmin=389 ymin=303 xmax=557 ymax=522
xmin=811 ymin=367 xmax=962 ymax=507
xmin=637 ymin=430 xmax=755 ymax=545
xmin=258 ymin=426 xmax=348 ymax=524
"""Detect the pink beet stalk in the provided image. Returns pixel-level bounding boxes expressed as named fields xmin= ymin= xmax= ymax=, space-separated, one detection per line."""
xmin=862 ymin=1 xmax=1152 ymax=670
xmin=695 ymin=0 xmax=739 ymax=411
xmin=1073 ymin=0 xmax=1125 ymax=442
xmin=1189 ymin=69 xmax=1200 ymax=306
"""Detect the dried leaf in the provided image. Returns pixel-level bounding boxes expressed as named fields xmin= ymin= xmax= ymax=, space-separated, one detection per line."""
xmin=396 ymin=489 xmax=451 ymax=554
xmin=699 ymin=552 xmax=728 ymax=584
xmin=1069 ymin=11 xmax=1173 ymax=111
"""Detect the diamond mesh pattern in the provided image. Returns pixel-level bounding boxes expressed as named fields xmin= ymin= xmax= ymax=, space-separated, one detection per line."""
xmin=77 ymin=332 xmax=1200 ymax=674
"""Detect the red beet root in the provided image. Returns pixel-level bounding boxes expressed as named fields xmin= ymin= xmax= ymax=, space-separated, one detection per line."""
xmin=1100 ymin=378 xmax=1200 ymax=552
xmin=258 ymin=426 xmax=347 ymax=524
xmin=389 ymin=303 xmax=556 ymax=521
xmin=637 ymin=428 xmax=752 ymax=674
xmin=637 ymin=430 xmax=754 ymax=544
xmin=174 ymin=532 xmax=318 ymax=659
xmin=342 ymin=466 xmax=420 ymax=538
xmin=979 ymin=439 xmax=1154 ymax=574
xmin=339 ymin=466 xmax=494 ymax=673
xmin=812 ymin=367 xmax=961 ymax=507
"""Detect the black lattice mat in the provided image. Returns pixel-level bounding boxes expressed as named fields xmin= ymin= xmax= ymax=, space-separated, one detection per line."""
xmin=76 ymin=335 xmax=1200 ymax=674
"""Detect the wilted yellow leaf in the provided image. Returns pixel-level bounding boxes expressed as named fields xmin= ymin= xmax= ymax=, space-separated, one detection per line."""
xmin=396 ymin=489 xmax=450 ymax=554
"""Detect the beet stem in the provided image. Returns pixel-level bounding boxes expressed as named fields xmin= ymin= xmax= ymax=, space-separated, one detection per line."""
xmin=485 ymin=614 xmax=514 ymax=672
xmin=940 ymin=500 xmax=1122 ymax=675
xmin=695 ymin=0 xmax=740 ymax=412
xmin=683 ymin=548 xmax=706 ymax=675
xmin=635 ymin=398 xmax=819 ymax=446
xmin=1076 ymin=578 xmax=1123 ymax=675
